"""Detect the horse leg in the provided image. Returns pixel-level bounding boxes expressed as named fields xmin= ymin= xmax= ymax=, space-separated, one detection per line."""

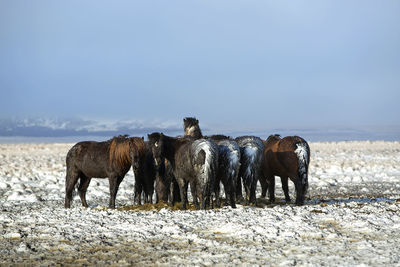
xmin=190 ymin=181 xmax=200 ymax=210
xmin=144 ymin=176 xmax=154 ymax=204
xmin=172 ymin=179 xmax=181 ymax=203
xmin=109 ymin=176 xmax=124 ymax=209
xmin=294 ymin=178 xmax=305 ymax=205
xmin=78 ymin=175 xmax=91 ymax=208
xmin=228 ymin=177 xmax=237 ymax=208
xmin=249 ymin=177 xmax=257 ymax=205
xmin=259 ymin=175 xmax=268 ymax=198
xmin=281 ymin=176 xmax=291 ymax=202
xmin=134 ymin=175 xmax=143 ymax=205
xmin=65 ymin=169 xmax=79 ymax=208
xmin=242 ymin=177 xmax=252 ymax=204
xmin=236 ymin=176 xmax=243 ymax=202
xmin=222 ymin=175 xmax=236 ymax=208
xmin=214 ymin=178 xmax=221 ymax=208
xmin=168 ymin=180 xmax=175 ymax=207
xmin=268 ymin=175 xmax=275 ymax=203
xmin=176 ymin=178 xmax=188 ymax=210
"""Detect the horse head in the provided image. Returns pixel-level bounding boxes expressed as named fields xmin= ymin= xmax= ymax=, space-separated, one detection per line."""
xmin=147 ymin=132 xmax=164 ymax=167
xmin=183 ymin=117 xmax=202 ymax=138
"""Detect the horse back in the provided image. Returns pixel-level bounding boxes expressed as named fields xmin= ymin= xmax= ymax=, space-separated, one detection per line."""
xmin=66 ymin=141 xmax=111 ymax=178
xmin=173 ymin=141 xmax=194 ymax=177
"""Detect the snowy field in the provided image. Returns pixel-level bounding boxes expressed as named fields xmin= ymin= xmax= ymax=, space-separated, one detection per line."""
xmin=1 ymin=141 xmax=400 ymax=266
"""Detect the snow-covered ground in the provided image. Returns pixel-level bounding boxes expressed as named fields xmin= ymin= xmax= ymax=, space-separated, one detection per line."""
xmin=1 ymin=141 xmax=400 ymax=266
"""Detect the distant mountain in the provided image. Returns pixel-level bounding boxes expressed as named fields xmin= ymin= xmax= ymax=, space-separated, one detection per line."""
xmin=0 ymin=117 xmax=182 ymax=137
xmin=0 ymin=117 xmax=399 ymax=141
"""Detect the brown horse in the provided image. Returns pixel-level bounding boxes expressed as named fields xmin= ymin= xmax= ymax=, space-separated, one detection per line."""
xmin=65 ymin=135 xmax=146 ymax=209
xmin=260 ymin=135 xmax=310 ymax=205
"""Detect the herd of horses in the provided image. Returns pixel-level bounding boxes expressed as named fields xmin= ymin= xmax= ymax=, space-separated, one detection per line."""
xmin=64 ymin=117 xmax=310 ymax=210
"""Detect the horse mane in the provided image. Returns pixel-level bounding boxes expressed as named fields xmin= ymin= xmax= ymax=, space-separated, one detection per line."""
xmin=109 ymin=135 xmax=145 ymax=168
xmin=148 ymin=132 xmax=162 ymax=141
xmin=209 ymin=134 xmax=231 ymax=141
xmin=266 ymin=134 xmax=281 ymax=143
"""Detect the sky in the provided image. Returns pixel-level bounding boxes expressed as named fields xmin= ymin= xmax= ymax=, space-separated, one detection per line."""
xmin=0 ymin=1 xmax=399 ymax=132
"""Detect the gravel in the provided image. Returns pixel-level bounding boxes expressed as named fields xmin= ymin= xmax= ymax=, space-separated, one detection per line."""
xmin=1 ymin=141 xmax=400 ymax=266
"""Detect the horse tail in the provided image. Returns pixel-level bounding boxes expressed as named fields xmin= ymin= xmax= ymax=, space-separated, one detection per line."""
xmin=228 ymin=142 xmax=241 ymax=182
xmin=294 ymin=140 xmax=310 ymax=189
xmin=239 ymin=138 xmax=264 ymax=203
xmin=193 ymin=140 xmax=218 ymax=209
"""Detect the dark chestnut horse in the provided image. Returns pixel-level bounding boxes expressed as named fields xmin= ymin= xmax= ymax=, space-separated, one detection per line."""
xmin=235 ymin=136 xmax=265 ymax=205
xmin=65 ymin=135 xmax=146 ymax=209
xmin=148 ymin=132 xmax=218 ymax=210
xmin=260 ymin=135 xmax=310 ymax=205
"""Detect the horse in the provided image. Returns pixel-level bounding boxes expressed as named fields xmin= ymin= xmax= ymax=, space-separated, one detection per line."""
xmin=148 ymin=132 xmax=218 ymax=210
xmin=64 ymin=135 xmax=146 ymax=209
xmin=154 ymin=158 xmax=181 ymax=205
xmin=132 ymin=141 xmax=157 ymax=205
xmin=260 ymin=134 xmax=310 ymax=205
xmin=209 ymin=136 xmax=240 ymax=208
xmin=235 ymin=136 xmax=265 ymax=205
xmin=183 ymin=118 xmax=239 ymax=208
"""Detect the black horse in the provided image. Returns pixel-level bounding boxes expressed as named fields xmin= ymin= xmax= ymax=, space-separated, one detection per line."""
xmin=154 ymin=157 xmax=181 ymax=205
xmin=210 ymin=137 xmax=240 ymax=208
xmin=133 ymin=141 xmax=157 ymax=205
xmin=65 ymin=135 xmax=146 ymax=209
xmin=183 ymin=117 xmax=240 ymax=208
xmin=260 ymin=135 xmax=310 ymax=205
xmin=148 ymin=132 xmax=218 ymax=210
xmin=235 ymin=136 xmax=265 ymax=205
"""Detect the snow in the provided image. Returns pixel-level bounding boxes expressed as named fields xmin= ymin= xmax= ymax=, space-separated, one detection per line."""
xmin=1 ymin=141 xmax=400 ymax=265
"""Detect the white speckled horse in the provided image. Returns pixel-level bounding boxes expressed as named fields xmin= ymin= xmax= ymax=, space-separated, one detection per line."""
xmin=147 ymin=132 xmax=218 ymax=210
xmin=260 ymin=135 xmax=310 ymax=205
xmin=183 ymin=118 xmax=240 ymax=208
xmin=235 ymin=136 xmax=265 ymax=205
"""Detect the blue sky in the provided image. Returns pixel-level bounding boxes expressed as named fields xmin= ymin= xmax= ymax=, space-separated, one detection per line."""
xmin=1 ymin=1 xmax=399 ymax=132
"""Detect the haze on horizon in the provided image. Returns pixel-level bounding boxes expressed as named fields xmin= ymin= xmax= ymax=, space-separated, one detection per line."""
xmin=1 ymin=1 xmax=399 ymax=133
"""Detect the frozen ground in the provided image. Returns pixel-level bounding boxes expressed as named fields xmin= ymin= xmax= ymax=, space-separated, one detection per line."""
xmin=1 ymin=141 xmax=400 ymax=266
